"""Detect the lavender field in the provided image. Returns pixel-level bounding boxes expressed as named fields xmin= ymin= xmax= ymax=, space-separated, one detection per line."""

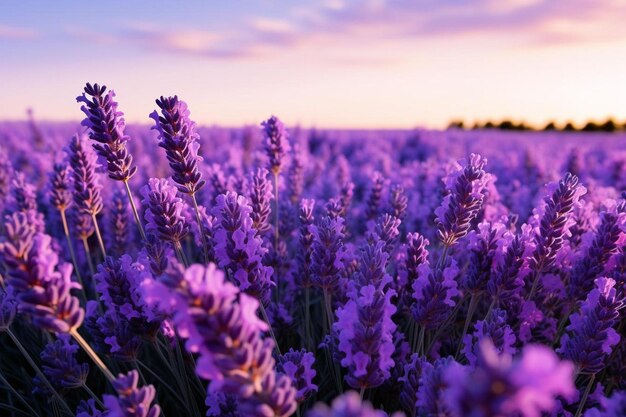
xmin=0 ymin=83 xmax=624 ymax=417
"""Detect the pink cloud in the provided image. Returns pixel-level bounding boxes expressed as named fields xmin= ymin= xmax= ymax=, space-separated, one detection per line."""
xmin=0 ymin=24 xmax=37 ymax=39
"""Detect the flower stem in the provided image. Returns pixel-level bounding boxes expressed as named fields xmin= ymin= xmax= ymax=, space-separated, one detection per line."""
xmin=6 ymin=329 xmax=73 ymax=416
xmin=59 ymin=209 xmax=84 ymax=295
xmin=456 ymin=293 xmax=479 ymax=359
xmin=91 ymin=213 xmax=107 ymax=258
xmin=123 ymin=179 xmax=146 ymax=241
xmin=304 ymin=286 xmax=312 ymax=351
xmin=260 ymin=303 xmax=282 ymax=356
xmin=82 ymin=237 xmax=96 ymax=276
xmin=190 ymin=193 xmax=209 ymax=264
xmin=574 ymin=374 xmax=595 ymax=417
xmin=82 ymin=383 xmax=104 ymax=408
xmin=70 ymin=329 xmax=115 ymax=383
xmin=0 ymin=369 xmax=42 ymax=417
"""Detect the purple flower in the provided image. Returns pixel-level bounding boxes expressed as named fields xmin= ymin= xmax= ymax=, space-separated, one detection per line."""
xmin=69 ymin=135 xmax=103 ymax=216
xmin=398 ymin=233 xmax=429 ymax=309
xmin=107 ymin=187 xmax=130 ymax=256
xmin=205 ymin=390 xmax=240 ymax=417
xmin=389 ymin=184 xmax=408 ymax=221
xmin=287 ymin=143 xmax=304 ymax=203
xmin=261 ymin=115 xmax=289 ymax=175
xmin=277 ymin=348 xmax=318 ymax=403
xmin=48 ymin=162 xmax=73 ymax=211
xmin=462 ymin=222 xmax=502 ymax=294
xmin=248 ymin=168 xmax=273 ymax=235
xmin=307 ymin=391 xmax=392 ymax=417
xmin=365 ymin=171 xmax=385 ymax=221
xmin=76 ymin=399 xmax=106 ymax=417
xmin=528 ymin=173 xmax=586 ymax=285
xmin=311 ymin=216 xmax=347 ymax=293
xmin=445 ymin=340 xmax=576 ymax=417
xmin=151 ymin=95 xmax=205 ymax=195
xmin=295 ymin=199 xmax=316 ymax=289
xmin=212 ymin=191 xmax=274 ymax=303
xmin=142 ymin=263 xmax=297 ymax=417
xmin=0 ymin=288 xmax=17 ymax=332
xmin=141 ymin=178 xmax=188 ymax=245
xmin=487 ymin=233 xmax=526 ymax=306
xmin=398 ymin=354 xmax=424 ymax=417
xmin=1 ymin=212 xmax=84 ymax=333
xmin=33 ymin=334 xmax=89 ymax=393
xmin=416 ymin=356 xmax=458 ymax=416
xmin=11 ymin=171 xmax=38 ymax=212
xmin=77 ymin=83 xmax=137 ymax=181
xmin=370 ymin=214 xmax=401 ymax=256
xmin=411 ymin=260 xmax=460 ymax=330
xmin=461 ymin=308 xmax=516 ymax=366
xmin=103 ymin=370 xmax=160 ymax=417
xmin=559 ymin=277 xmax=624 ymax=374
xmin=584 ymin=391 xmax=626 ymax=417
xmin=335 ymin=285 xmax=397 ymax=389
xmin=435 ymin=154 xmax=489 ymax=247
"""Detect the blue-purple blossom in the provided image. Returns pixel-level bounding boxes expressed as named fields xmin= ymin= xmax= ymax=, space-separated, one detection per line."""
xmin=150 ymin=95 xmax=205 ymax=195
xmin=311 ymin=216 xmax=347 ymax=293
xmin=559 ymin=277 xmax=624 ymax=374
xmin=212 ymin=191 xmax=274 ymax=303
xmin=261 ymin=115 xmax=289 ymax=175
xmin=411 ymin=260 xmax=460 ymax=330
xmin=435 ymin=154 xmax=489 ymax=247
xmin=33 ymin=334 xmax=89 ymax=393
xmin=277 ymin=348 xmax=318 ymax=403
xmin=249 ymin=168 xmax=273 ymax=235
xmin=307 ymin=391 xmax=392 ymax=417
xmin=445 ymin=340 xmax=575 ymax=417
xmin=77 ymin=82 xmax=137 ymax=181
xmin=461 ymin=308 xmax=516 ymax=366
xmin=103 ymin=370 xmax=161 ymax=417
xmin=141 ymin=178 xmax=188 ymax=245
xmin=335 ymin=285 xmax=397 ymax=389
xmin=48 ymin=162 xmax=73 ymax=211
xmin=69 ymin=135 xmax=103 ymax=216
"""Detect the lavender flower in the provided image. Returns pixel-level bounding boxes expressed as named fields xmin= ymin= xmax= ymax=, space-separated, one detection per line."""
xmin=262 ymin=115 xmax=289 ymax=175
xmin=108 ymin=187 xmax=130 ymax=256
xmin=335 ymin=285 xmax=397 ymax=389
xmin=69 ymin=135 xmax=103 ymax=216
xmin=417 ymin=356 xmax=457 ymax=416
xmin=151 ymin=95 xmax=205 ymax=195
xmin=445 ymin=340 xmax=575 ymax=417
xmin=435 ymin=154 xmax=489 ymax=247
xmin=487 ymin=234 xmax=526 ymax=306
xmin=411 ymin=260 xmax=460 ymax=330
xmin=103 ymin=370 xmax=161 ymax=417
xmin=11 ymin=171 xmax=38 ymax=212
xmin=399 ymin=354 xmax=423 ymax=417
xmin=212 ymin=191 xmax=274 ymax=303
xmin=77 ymin=83 xmax=137 ymax=181
xmin=2 ymin=212 xmax=84 ymax=333
xmin=365 ymin=171 xmax=384 ymax=221
xmin=307 ymin=391 xmax=391 ymax=417
xmin=76 ymin=399 xmax=106 ymax=417
xmin=585 ymin=391 xmax=626 ymax=417
xmin=398 ymin=233 xmax=429 ymax=308
xmin=528 ymin=173 xmax=585 ymax=292
xmin=568 ymin=210 xmax=622 ymax=302
xmin=205 ymin=390 xmax=240 ymax=417
xmin=311 ymin=216 xmax=347 ymax=293
xmin=141 ymin=178 xmax=188 ymax=245
xmin=33 ymin=334 xmax=89 ymax=393
xmin=559 ymin=277 xmax=624 ymax=374
xmin=249 ymin=168 xmax=273 ymax=235
xmin=288 ymin=143 xmax=304 ymax=203
xmin=371 ymin=214 xmax=401 ymax=256
xmin=295 ymin=199 xmax=315 ymax=289
xmin=277 ymin=348 xmax=318 ymax=403
xmin=461 ymin=308 xmax=516 ymax=366
xmin=49 ymin=162 xmax=73 ymax=211
xmin=142 ymin=263 xmax=297 ymax=417
xmin=389 ymin=184 xmax=408 ymax=221
xmin=0 ymin=288 xmax=17 ymax=332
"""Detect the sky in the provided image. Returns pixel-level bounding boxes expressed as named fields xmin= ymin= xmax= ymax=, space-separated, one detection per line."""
xmin=1 ymin=0 xmax=626 ymax=129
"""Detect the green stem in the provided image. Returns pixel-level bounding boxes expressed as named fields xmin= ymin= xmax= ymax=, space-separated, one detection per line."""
xmin=6 ymin=329 xmax=73 ymax=416
xmin=135 ymin=360 xmax=189 ymax=410
xmin=70 ymin=329 xmax=115 ymax=383
xmin=60 ymin=209 xmax=85 ymax=297
xmin=304 ymin=287 xmax=312 ymax=351
xmin=82 ymin=383 xmax=104 ymax=408
xmin=456 ymin=293 xmax=479 ymax=359
xmin=0 ymin=370 xmax=41 ymax=417
xmin=323 ymin=289 xmax=343 ymax=394
xmin=174 ymin=241 xmax=189 ymax=268
xmin=123 ymin=179 xmax=146 ymax=241
xmin=190 ymin=193 xmax=209 ymax=264
xmin=260 ymin=303 xmax=282 ymax=356
xmin=574 ymin=374 xmax=595 ymax=417
xmin=91 ymin=213 xmax=107 ymax=259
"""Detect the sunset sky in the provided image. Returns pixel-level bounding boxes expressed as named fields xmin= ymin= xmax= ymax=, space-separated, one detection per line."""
xmin=2 ymin=0 xmax=626 ymax=128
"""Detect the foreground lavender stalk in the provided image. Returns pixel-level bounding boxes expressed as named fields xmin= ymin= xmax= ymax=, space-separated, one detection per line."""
xmin=103 ymin=370 xmax=161 ymax=417
xmin=77 ymin=82 xmax=146 ymax=240
xmin=143 ymin=263 xmax=297 ymax=417
xmin=151 ymin=95 xmax=208 ymax=262
xmin=69 ymin=135 xmax=107 ymax=257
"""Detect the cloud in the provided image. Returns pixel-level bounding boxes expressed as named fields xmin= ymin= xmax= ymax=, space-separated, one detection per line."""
xmin=0 ymin=24 xmax=37 ymax=39
xmin=62 ymin=0 xmax=626 ymax=64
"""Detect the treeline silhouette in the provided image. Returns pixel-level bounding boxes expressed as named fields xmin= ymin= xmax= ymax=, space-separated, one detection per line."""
xmin=447 ymin=118 xmax=626 ymax=132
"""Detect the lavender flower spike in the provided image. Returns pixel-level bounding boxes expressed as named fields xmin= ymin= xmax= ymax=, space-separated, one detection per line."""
xmin=141 ymin=178 xmax=189 ymax=246
xmin=277 ymin=348 xmax=318 ymax=403
xmin=249 ymin=167 xmax=273 ymax=235
xmin=150 ymin=95 xmax=205 ymax=196
xmin=262 ymin=115 xmax=289 ymax=175
xmin=103 ymin=370 xmax=161 ymax=417
xmin=2 ymin=212 xmax=84 ymax=333
xmin=307 ymin=391 xmax=393 ymax=417
xmin=435 ymin=154 xmax=489 ymax=248
xmin=77 ymin=82 xmax=136 ymax=181
xmin=33 ymin=334 xmax=89 ymax=393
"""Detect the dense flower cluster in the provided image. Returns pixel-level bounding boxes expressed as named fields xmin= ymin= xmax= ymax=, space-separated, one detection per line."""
xmin=0 ymin=83 xmax=625 ymax=417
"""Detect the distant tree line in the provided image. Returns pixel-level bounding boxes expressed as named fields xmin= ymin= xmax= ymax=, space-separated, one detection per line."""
xmin=447 ymin=118 xmax=626 ymax=132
